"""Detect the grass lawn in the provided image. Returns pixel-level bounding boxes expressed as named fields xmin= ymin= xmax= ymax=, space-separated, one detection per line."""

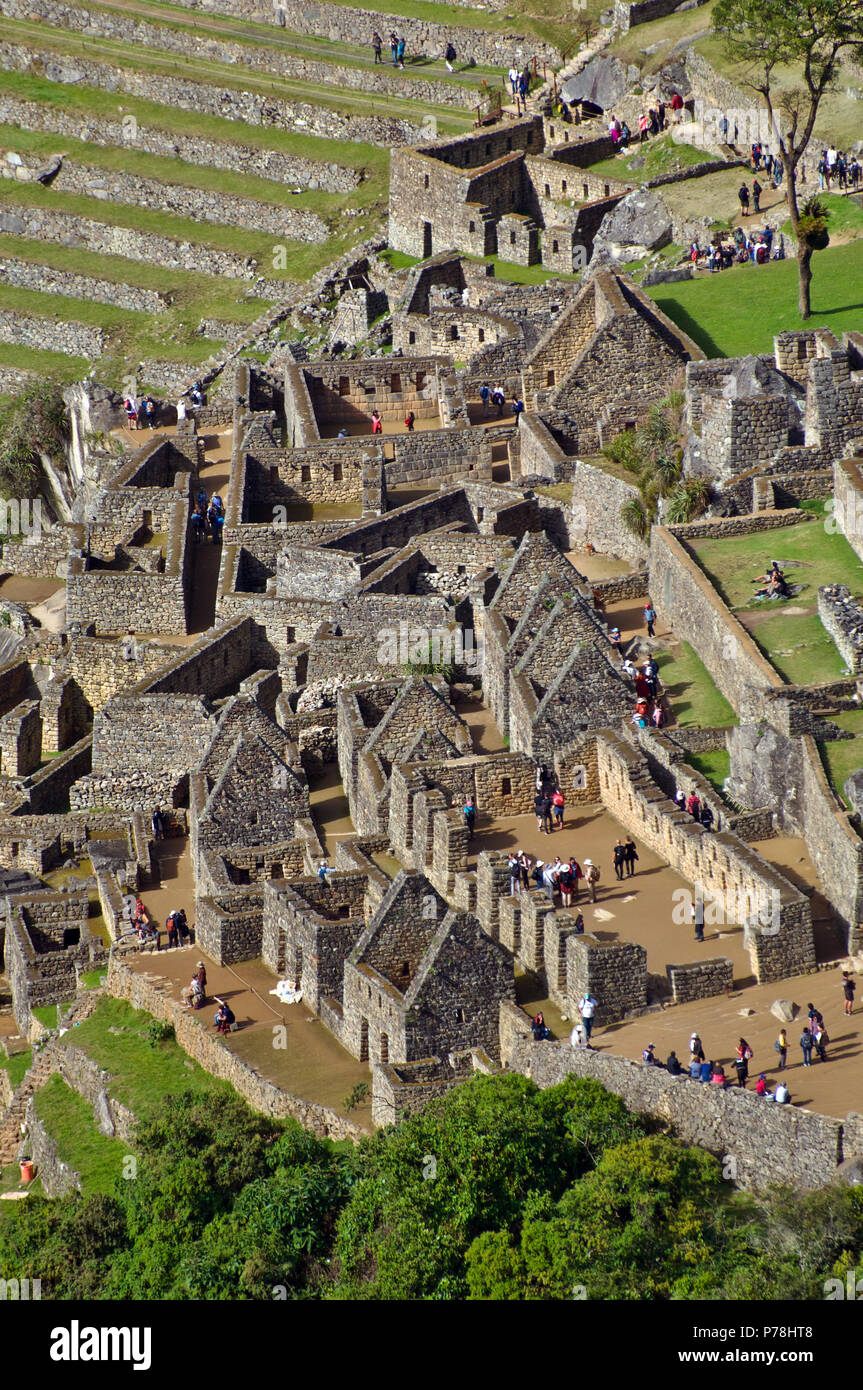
xmin=688 ymin=517 xmax=863 ymax=684
xmin=656 ymin=640 xmax=737 ymax=727
xmin=33 ymin=1075 xmax=130 ymax=1196
xmin=0 ymin=1048 xmax=32 ymax=1090
xmin=687 ymin=748 xmax=731 ymax=795
xmin=647 ymin=236 xmax=863 ymax=358
xmin=60 ymin=996 xmax=233 ymax=1118
xmin=587 ymin=136 xmax=709 ymax=183
xmin=828 ymin=711 xmax=863 ymax=736
xmin=818 ymin=738 xmax=863 ymax=809
xmin=31 ymin=1005 xmax=58 ymax=1030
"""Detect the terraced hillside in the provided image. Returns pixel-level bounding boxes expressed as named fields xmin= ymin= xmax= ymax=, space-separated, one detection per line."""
xmin=0 ymin=0 xmax=556 ymax=390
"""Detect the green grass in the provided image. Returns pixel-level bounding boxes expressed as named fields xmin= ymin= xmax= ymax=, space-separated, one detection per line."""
xmin=656 ymin=640 xmax=737 ymax=727
xmin=31 ymin=1005 xmax=58 ymax=1030
xmin=818 ymin=738 xmax=863 ymax=809
xmin=476 ymin=255 xmax=580 ymax=285
xmin=647 ymin=239 xmax=863 ymax=357
xmin=689 ymin=518 xmax=863 ymax=685
xmin=587 ymin=136 xmax=709 ymax=183
xmin=828 ymin=711 xmax=863 ymax=735
xmin=61 ymin=996 xmax=233 ymax=1119
xmin=378 ymin=249 xmax=420 ymax=270
xmin=687 ymin=748 xmax=731 ymax=795
xmin=79 ymin=969 xmax=108 ymax=990
xmin=0 ymin=1048 xmax=32 ymax=1090
xmin=33 ymin=1075 xmax=130 ymax=1197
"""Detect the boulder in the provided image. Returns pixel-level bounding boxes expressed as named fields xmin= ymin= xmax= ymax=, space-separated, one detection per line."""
xmin=591 ymin=187 xmax=673 ymax=261
xmin=770 ymin=998 xmax=798 ymax=1023
xmin=642 ymin=263 xmax=693 ymax=287
xmin=561 ymin=56 xmax=637 ymax=112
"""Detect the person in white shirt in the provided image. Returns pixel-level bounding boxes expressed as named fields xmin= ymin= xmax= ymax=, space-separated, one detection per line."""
xmin=176 ymin=398 xmax=187 ymax=423
xmin=570 ymin=1020 xmax=587 ymax=1048
xmin=774 ymin=1081 xmax=790 ymax=1103
xmin=578 ymin=992 xmax=597 ymax=1045
xmin=508 ymin=65 xmax=519 ymax=97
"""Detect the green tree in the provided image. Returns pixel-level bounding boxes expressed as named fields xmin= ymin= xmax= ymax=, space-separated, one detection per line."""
xmin=0 ymin=378 xmax=68 ymax=495
xmin=713 ymin=0 xmax=863 ymax=318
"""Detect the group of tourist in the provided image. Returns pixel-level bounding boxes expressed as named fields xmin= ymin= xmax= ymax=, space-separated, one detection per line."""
xmin=181 ymin=960 xmax=208 ymax=1009
xmin=508 ymin=63 xmax=534 ymax=101
xmin=816 ymin=147 xmax=862 ymax=191
xmin=191 ymin=487 xmax=224 ymax=544
xmin=695 ymin=223 xmax=781 ymax=273
xmin=479 ymin=383 xmax=518 ymax=418
xmin=607 ymin=93 xmax=683 ymax=151
xmin=124 ymin=394 xmax=158 ymax=431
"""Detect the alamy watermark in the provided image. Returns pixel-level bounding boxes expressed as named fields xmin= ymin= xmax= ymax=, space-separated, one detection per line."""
xmin=674 ymin=100 xmax=782 ymax=150
xmin=672 ymin=883 xmax=781 ymax=935
xmin=377 ymin=621 xmax=484 ymax=673
xmin=0 ymin=498 xmax=42 ymax=543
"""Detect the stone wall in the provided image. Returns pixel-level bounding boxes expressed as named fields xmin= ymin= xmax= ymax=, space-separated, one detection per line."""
xmin=0 ymin=204 xmax=285 ymax=297
xmin=0 ymin=308 xmax=103 ymax=359
xmin=0 ymin=95 xmax=361 ymax=192
xmin=666 ymin=955 xmax=733 ymax=1003
xmin=502 ymin=1011 xmax=858 ymax=1192
xmin=817 ymin=585 xmax=863 ymax=673
xmin=0 ymin=43 xmax=424 ymax=146
xmin=23 ymin=1093 xmax=81 ymax=1197
xmin=106 ymin=955 xmax=364 ymax=1140
xmin=0 ymin=254 xmax=166 ymax=312
xmin=571 ymin=458 xmax=648 ymax=564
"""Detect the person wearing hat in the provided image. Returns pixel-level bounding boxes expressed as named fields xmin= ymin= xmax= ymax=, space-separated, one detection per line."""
xmin=755 ymin=1073 xmax=769 ymax=1097
xmin=642 ymin=1043 xmax=660 ymax=1066
xmin=577 ymin=991 xmax=597 ymax=1044
xmin=583 ymin=858 xmax=600 ymax=902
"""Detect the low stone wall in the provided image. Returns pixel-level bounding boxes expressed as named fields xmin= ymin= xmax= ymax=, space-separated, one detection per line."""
xmin=23 ymin=1093 xmax=81 ymax=1197
xmin=4 ymin=0 xmax=478 ymax=111
xmin=0 ymin=43 xmax=424 ymax=146
xmin=0 ymin=254 xmax=166 ymax=312
xmin=503 ymin=1019 xmax=857 ymax=1192
xmin=56 ymin=1042 xmax=137 ymax=1144
xmin=53 ymin=162 xmax=329 ymax=243
xmin=614 ymin=0 xmax=709 ymax=31
xmin=666 ymin=956 xmax=733 ymax=1003
xmin=0 ymin=307 xmax=103 ymax=358
xmin=0 ymin=204 xmax=286 ymax=297
xmin=571 ymin=459 xmax=648 ymax=566
xmin=0 ymin=96 xmax=362 ymax=193
xmin=817 ymin=585 xmax=863 ymax=673
xmin=106 ymin=956 xmax=364 ymax=1141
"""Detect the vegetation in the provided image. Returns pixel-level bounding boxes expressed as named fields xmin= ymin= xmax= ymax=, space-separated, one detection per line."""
xmin=4 ymin=1073 xmax=863 ymax=1298
xmin=604 ymin=393 xmax=710 ymax=538
xmin=0 ymin=1048 xmax=33 ymax=1090
xmin=0 ymin=378 xmax=68 ymax=495
xmin=33 ymin=1076 xmax=130 ymax=1198
xmin=655 ymin=641 xmax=737 ymax=728
xmin=713 ymin=0 xmax=863 ymax=317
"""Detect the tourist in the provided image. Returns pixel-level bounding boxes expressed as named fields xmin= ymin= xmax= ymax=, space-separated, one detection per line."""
xmin=700 ymin=1058 xmax=712 ymax=1083
xmin=390 ymin=31 xmax=398 ymax=65
xmin=738 ymin=181 xmax=750 ymax=216
xmin=643 ymin=600 xmax=656 ymax=637
xmin=734 ymin=1037 xmax=753 ymax=1087
xmin=657 ymin=98 xmax=666 ymax=130
xmin=397 ymin=36 xmax=406 ymax=69
xmin=370 ymin=409 xmax=383 ymax=434
xmin=775 ymin=1027 xmax=788 ymax=1069
xmin=152 ymin=805 xmax=165 ymax=840
xmin=137 ymin=397 xmax=148 ymax=429
xmin=774 ymin=1080 xmax=790 ymax=1103
xmin=689 ymin=1055 xmax=702 ymax=1079
xmin=176 ymin=397 xmax=187 ymax=425
xmin=693 ymin=894 xmax=705 ymax=942
xmin=210 ymin=508 xmax=224 ymax=545
xmin=799 ymin=1025 xmax=814 ymax=1067
xmin=813 ymin=1020 xmax=829 ymax=1062
xmin=214 ymin=1000 xmax=235 ymax=1035
xmin=842 ymin=970 xmax=857 ymax=1015
xmin=404 ymin=410 xmax=415 ymax=432
xmin=509 ymin=64 xmax=519 ymax=97
xmin=752 ymin=177 xmax=762 ymax=213
xmin=463 ymin=797 xmax=477 ymax=840
xmin=623 ymin=836 xmax=639 ymax=877
xmin=144 ymin=395 xmax=157 ymax=429
xmin=444 ymin=41 xmax=456 ymax=73
xmin=551 ymin=787 xmax=565 ymax=829
xmin=700 ymin=804 xmax=714 ymax=832
xmin=584 ymin=858 xmax=600 ymax=902
xmin=182 ymin=971 xmax=205 ymax=1010
xmin=651 ymin=702 xmax=665 ymax=729
xmin=542 ymin=860 xmax=558 ymax=903
xmin=686 ymin=790 xmax=701 ymax=821
xmin=535 ymin=788 xmax=552 ymax=834
xmin=675 ymin=789 xmax=686 ymax=813
xmin=479 ymin=382 xmax=492 ymax=415
xmin=807 ymin=1001 xmax=825 ymax=1034
xmin=512 ymin=396 xmax=524 ymax=421
xmin=570 ymin=1019 xmax=587 ymax=1047
xmin=689 ymin=1031 xmax=704 ymax=1064
xmin=531 ymin=1011 xmax=551 ymax=1041
xmin=493 ymin=384 xmax=505 ymax=416
xmin=639 ymin=111 xmax=649 ymax=142
xmin=755 ymin=1073 xmax=769 ymax=1097
xmin=711 ymin=1061 xmax=728 ymax=1087
xmin=124 ymin=396 xmax=137 ymax=429
xmin=572 ymin=911 xmax=585 ymax=934
xmin=635 ymin=668 xmax=651 ymax=700
xmin=643 ymin=1043 xmax=660 ymax=1065
xmin=558 ymin=859 xmax=574 ymax=907
xmin=508 ymin=852 xmax=521 ymax=895
xmin=372 ymin=30 xmax=382 ymax=63
xmin=569 ymin=857 xmax=582 ymax=902
xmin=166 ymin=911 xmax=178 ymax=949
xmin=190 ymin=381 xmax=204 ymax=408
xmin=578 ymin=990 xmax=597 ymax=1044
xmin=613 ymin=838 xmax=626 ymax=881
xmin=191 ymin=506 xmax=206 ymax=543
xmin=175 ymin=909 xmax=190 ymax=946
xmin=670 ymin=90 xmax=683 ymax=121
xmin=666 ymin=1050 xmax=683 ymax=1075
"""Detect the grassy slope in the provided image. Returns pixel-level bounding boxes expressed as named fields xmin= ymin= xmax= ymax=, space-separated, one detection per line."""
xmin=647 ymin=239 xmax=863 ymax=357
xmin=657 ymin=640 xmax=737 ymax=728
xmin=60 ymin=996 xmax=232 ymax=1118
xmin=33 ymin=1075 xmax=130 ymax=1196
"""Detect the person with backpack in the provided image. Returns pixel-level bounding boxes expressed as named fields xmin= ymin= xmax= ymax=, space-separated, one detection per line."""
xmin=557 ymin=860 xmax=574 ymax=908
xmin=404 ymin=410 xmax=415 ymax=432
xmin=799 ymin=1026 xmax=814 ymax=1067
xmin=843 ymin=970 xmax=857 ymax=1015
xmin=686 ymin=791 xmax=701 ymax=821
xmin=479 ymin=382 xmax=492 ymax=415
xmin=584 ymin=858 xmax=600 ymax=902
xmin=166 ymin=912 xmax=179 ymax=949
xmin=734 ymin=1038 xmax=753 ymax=1087
xmin=124 ymin=396 xmax=138 ymax=430
xmin=578 ymin=991 xmax=597 ymax=1044
xmin=534 ymin=789 xmax=552 ymax=834
xmin=175 ymin=909 xmax=190 ymax=946
xmin=463 ymin=798 xmax=476 ymax=841
xmin=738 ymin=182 xmax=750 ymax=216
xmin=813 ymin=1020 xmax=829 ymax=1062
xmin=751 ymin=177 xmax=762 ymax=213
xmin=551 ymin=787 xmax=565 ymax=829
xmin=775 ymin=1027 xmax=788 ymax=1069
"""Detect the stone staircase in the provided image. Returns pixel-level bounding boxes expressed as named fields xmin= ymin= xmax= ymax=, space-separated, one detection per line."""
xmin=0 ymin=1047 xmax=55 ymax=1168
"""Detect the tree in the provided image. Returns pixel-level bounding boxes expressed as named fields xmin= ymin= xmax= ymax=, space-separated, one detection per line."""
xmin=0 ymin=378 xmax=68 ymax=495
xmin=713 ymin=0 xmax=863 ymax=318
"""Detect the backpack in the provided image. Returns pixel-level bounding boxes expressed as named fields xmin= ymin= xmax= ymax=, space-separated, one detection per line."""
xmin=774 ymin=1040 xmax=782 ymax=1052
xmin=588 ymin=865 xmax=600 ymax=882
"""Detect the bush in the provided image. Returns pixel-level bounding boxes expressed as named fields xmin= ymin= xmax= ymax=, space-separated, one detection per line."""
xmin=0 ymin=379 xmax=68 ymax=495
xmin=146 ymin=1020 xmax=176 ymax=1047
